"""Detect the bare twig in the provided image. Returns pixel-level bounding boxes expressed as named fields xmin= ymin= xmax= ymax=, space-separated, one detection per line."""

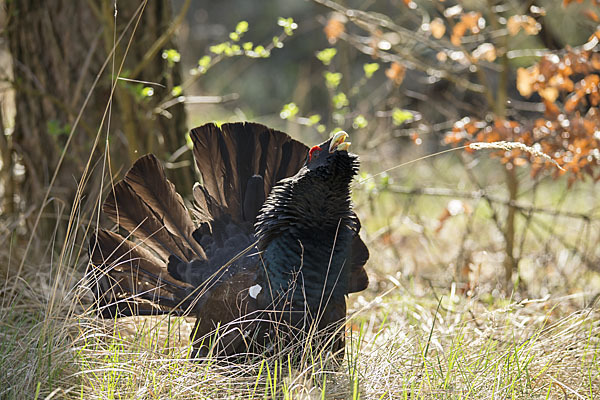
xmin=129 ymin=0 xmax=191 ymax=80
xmin=385 ymin=185 xmax=595 ymax=220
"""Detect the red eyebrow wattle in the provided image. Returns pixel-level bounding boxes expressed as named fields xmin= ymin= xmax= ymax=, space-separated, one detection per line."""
xmin=309 ymin=145 xmax=322 ymax=162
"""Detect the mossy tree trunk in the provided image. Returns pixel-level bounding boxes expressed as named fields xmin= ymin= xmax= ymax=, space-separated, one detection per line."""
xmin=5 ymin=0 xmax=191 ymax=232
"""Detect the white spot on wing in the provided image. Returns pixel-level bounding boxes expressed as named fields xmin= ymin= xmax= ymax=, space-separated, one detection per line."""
xmin=248 ymin=284 xmax=262 ymax=299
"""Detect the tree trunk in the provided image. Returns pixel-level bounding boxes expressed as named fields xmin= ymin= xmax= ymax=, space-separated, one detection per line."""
xmin=5 ymin=0 xmax=190 ymax=231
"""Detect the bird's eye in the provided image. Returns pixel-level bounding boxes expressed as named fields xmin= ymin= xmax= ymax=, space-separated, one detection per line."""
xmin=308 ymin=145 xmax=322 ymax=162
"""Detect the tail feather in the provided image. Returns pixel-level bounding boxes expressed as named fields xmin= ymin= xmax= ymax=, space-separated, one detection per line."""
xmin=89 ymin=229 xmax=193 ymax=318
xmin=123 ymin=155 xmax=206 ymax=260
xmin=190 ymin=124 xmax=234 ymax=214
xmin=192 ymin=182 xmax=223 ymax=221
xmin=191 ymin=122 xmax=308 ymax=223
xmin=103 ymin=181 xmax=193 ymax=262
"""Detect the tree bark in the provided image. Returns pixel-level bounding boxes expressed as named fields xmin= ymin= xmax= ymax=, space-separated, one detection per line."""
xmin=5 ymin=0 xmax=190 ymax=229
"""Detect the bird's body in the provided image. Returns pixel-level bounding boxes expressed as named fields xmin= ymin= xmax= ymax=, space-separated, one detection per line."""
xmin=89 ymin=122 xmax=368 ymax=361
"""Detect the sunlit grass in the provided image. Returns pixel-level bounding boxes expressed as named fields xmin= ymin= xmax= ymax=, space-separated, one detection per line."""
xmin=1 ymin=157 xmax=599 ymax=399
xmin=1 ymin=260 xmax=598 ymax=399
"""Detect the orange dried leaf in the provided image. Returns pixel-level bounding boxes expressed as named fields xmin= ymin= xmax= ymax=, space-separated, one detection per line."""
xmin=522 ymin=16 xmax=541 ymax=35
xmin=385 ymin=62 xmax=406 ymax=85
xmin=324 ymin=16 xmax=345 ymax=44
xmin=462 ymin=12 xmax=482 ymax=33
xmin=538 ymin=87 xmax=559 ymax=102
xmin=430 ymin=18 xmax=446 ymax=39
xmin=472 ymin=43 xmax=496 ymax=62
xmin=451 ymin=22 xmax=467 ymax=46
xmin=513 ymin=157 xmax=528 ymax=167
xmin=507 ymin=15 xmax=521 ymax=36
xmin=543 ymin=100 xmax=561 ymax=119
xmin=591 ymin=53 xmax=600 ymax=69
xmin=507 ymin=15 xmax=540 ymax=36
xmin=565 ymin=93 xmax=581 ymax=112
xmin=517 ymin=67 xmax=538 ymax=98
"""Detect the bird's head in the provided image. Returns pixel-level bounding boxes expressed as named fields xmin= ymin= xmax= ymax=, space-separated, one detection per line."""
xmin=255 ymin=130 xmax=360 ymax=249
xmin=303 ymin=131 xmax=359 ymax=180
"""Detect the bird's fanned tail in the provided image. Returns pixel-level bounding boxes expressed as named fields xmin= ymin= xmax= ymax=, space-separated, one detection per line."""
xmin=88 ymin=229 xmax=194 ymax=317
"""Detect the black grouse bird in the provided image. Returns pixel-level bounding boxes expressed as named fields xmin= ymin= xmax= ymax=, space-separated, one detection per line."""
xmin=89 ymin=122 xmax=369 ymax=360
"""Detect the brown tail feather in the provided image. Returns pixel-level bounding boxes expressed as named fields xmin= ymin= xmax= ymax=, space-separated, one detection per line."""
xmin=191 ymin=122 xmax=308 ymax=223
xmin=103 ymin=155 xmax=205 ymax=263
xmin=123 ymin=155 xmax=206 ymax=260
xmin=103 ymin=181 xmax=194 ymax=262
xmin=89 ymin=229 xmax=194 ymax=318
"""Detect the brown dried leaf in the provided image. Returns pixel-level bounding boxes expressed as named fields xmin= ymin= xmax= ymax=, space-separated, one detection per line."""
xmin=517 ymin=66 xmax=538 ymax=98
xmin=507 ymin=15 xmax=540 ymax=36
xmin=430 ymin=18 xmax=446 ymax=39
xmin=461 ymin=12 xmax=483 ymax=33
xmin=385 ymin=62 xmax=406 ymax=85
xmin=472 ymin=43 xmax=496 ymax=62
xmin=451 ymin=22 xmax=467 ymax=46
xmin=539 ymin=87 xmax=559 ymax=102
xmin=324 ymin=16 xmax=345 ymax=44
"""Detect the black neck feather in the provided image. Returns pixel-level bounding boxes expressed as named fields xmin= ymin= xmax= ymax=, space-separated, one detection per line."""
xmin=254 ymin=152 xmax=359 ymax=309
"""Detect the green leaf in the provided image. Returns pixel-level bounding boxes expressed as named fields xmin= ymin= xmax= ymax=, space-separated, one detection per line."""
xmin=392 ymin=108 xmax=414 ymax=125
xmin=141 ymin=86 xmax=154 ymax=97
xmin=198 ymin=55 xmax=212 ymax=69
xmin=363 ymin=63 xmax=380 ymax=78
xmin=379 ymin=172 xmax=390 ymax=188
xmin=185 ymin=132 xmax=193 ymax=149
xmin=329 ymin=127 xmax=343 ymax=137
xmin=242 ymin=42 xmax=253 ymax=51
xmin=47 ymin=120 xmax=71 ymax=137
xmin=236 ymin=21 xmax=249 ymax=34
xmin=332 ymin=92 xmax=349 ymax=109
xmin=161 ymin=49 xmax=181 ymax=65
xmin=254 ymin=45 xmax=269 ymax=58
xmin=280 ymin=102 xmax=299 ymax=120
xmin=278 ymin=17 xmax=297 ymax=35
xmin=316 ymin=48 xmax=337 ymax=66
xmin=333 ymin=112 xmax=345 ymax=125
xmin=353 ymin=114 xmax=368 ymax=129
xmin=324 ymin=72 xmax=342 ymax=90
xmin=272 ymin=36 xmax=283 ymax=48
xmin=209 ymin=43 xmax=229 ymax=55
xmin=229 ymin=32 xmax=240 ymax=41
xmin=307 ymin=114 xmax=321 ymax=126
xmin=171 ymin=85 xmax=182 ymax=97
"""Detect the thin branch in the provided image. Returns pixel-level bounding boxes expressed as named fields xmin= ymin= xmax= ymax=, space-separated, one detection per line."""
xmin=129 ymin=0 xmax=191 ymax=80
xmin=385 ymin=185 xmax=596 ymax=221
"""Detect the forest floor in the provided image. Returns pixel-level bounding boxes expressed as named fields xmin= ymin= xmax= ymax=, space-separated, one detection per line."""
xmin=1 ymin=159 xmax=599 ymax=399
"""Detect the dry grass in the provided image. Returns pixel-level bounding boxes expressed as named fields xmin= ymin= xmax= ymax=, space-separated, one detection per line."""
xmin=468 ymin=142 xmax=565 ymax=171
xmin=1 ymin=183 xmax=599 ymax=399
